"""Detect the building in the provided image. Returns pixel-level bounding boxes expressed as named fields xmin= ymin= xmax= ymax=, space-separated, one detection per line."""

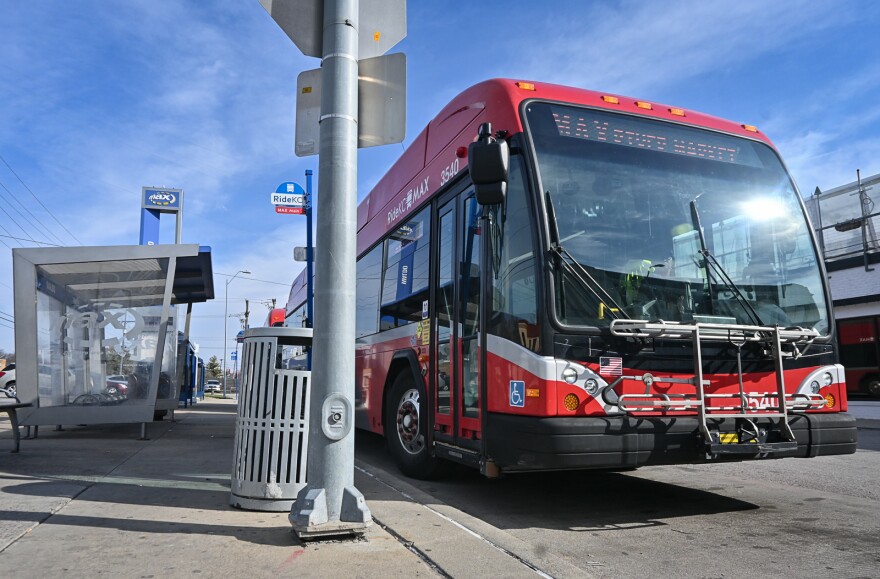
xmin=806 ymin=171 xmax=880 ymax=395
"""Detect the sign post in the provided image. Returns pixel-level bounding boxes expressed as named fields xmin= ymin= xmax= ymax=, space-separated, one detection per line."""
xmin=259 ymin=0 xmax=405 ymax=540
xmin=275 ymin=174 xmax=313 ymax=369
xmin=292 ymin=0 xmax=370 ymax=538
xmin=305 ymin=169 xmax=314 ymax=371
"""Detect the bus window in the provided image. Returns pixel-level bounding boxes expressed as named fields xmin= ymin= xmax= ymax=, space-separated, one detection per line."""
xmin=488 ymin=154 xmax=538 ymax=351
xmin=356 ymin=244 xmax=383 ymax=337
xmin=380 ymin=205 xmax=431 ymax=328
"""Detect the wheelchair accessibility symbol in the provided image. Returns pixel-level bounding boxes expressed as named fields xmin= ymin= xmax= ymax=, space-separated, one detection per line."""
xmin=509 ymin=380 xmax=525 ymax=408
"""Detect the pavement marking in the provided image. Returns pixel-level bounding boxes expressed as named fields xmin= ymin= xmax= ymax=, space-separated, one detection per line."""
xmin=356 ymin=465 xmax=555 ymax=579
xmin=29 ymin=473 xmax=229 ymax=492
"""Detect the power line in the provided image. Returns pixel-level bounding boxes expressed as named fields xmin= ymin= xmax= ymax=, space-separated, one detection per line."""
xmin=0 ymin=181 xmax=43 ymax=245
xmin=216 ymin=271 xmax=291 ymax=287
xmin=0 ymin=154 xmax=83 ymax=245
xmin=0 ymin=233 xmax=60 ymax=246
xmin=0 ymin=227 xmax=12 ymax=249
xmin=0 ymin=177 xmax=67 ymax=246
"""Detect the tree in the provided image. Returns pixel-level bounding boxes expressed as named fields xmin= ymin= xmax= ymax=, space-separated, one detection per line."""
xmin=207 ymin=355 xmax=222 ymax=379
xmin=102 ymin=347 xmax=132 ymax=375
xmin=0 ymin=349 xmax=14 ymax=368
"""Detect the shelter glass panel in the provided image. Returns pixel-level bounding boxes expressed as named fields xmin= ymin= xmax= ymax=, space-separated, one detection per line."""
xmin=35 ymin=258 xmax=172 ymax=408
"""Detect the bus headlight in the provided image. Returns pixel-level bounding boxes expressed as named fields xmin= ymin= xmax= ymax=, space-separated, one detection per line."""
xmin=810 ymin=381 xmax=821 ymax=394
xmin=584 ymin=378 xmax=599 ymax=395
xmin=562 ymin=368 xmax=578 ymax=384
xmin=822 ymin=372 xmax=833 ymax=387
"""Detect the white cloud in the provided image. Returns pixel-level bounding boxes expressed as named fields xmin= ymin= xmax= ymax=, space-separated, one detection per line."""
xmin=523 ymin=0 xmax=852 ymax=96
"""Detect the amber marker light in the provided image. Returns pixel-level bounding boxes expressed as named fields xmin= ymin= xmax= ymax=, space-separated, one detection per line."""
xmin=601 ymin=95 xmax=620 ymax=104
xmin=669 ymin=107 xmax=686 ymax=117
xmin=635 ymin=101 xmax=653 ymax=110
xmin=742 ymin=124 xmax=759 ymax=133
xmin=564 ymin=393 xmax=580 ymax=411
xmin=824 ymin=393 xmax=836 ymax=409
xmin=516 ymin=82 xmax=536 ymax=90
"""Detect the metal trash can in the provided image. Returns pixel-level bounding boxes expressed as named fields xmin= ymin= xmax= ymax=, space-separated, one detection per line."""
xmin=230 ymin=327 xmax=312 ymax=511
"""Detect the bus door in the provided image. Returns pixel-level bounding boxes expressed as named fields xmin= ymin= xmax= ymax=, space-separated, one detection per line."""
xmin=434 ymin=189 xmax=483 ymax=450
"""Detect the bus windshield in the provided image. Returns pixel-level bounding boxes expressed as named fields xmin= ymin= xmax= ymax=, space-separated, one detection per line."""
xmin=525 ymin=101 xmax=829 ymax=334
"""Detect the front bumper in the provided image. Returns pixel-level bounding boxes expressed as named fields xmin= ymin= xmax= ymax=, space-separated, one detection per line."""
xmin=484 ymin=412 xmax=857 ymax=472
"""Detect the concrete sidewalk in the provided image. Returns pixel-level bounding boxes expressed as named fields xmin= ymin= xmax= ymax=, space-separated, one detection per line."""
xmin=0 ymin=399 xmax=448 ymax=578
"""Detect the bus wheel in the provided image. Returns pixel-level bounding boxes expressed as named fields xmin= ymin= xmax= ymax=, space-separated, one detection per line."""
xmin=867 ymin=379 xmax=880 ymax=397
xmin=385 ymin=372 xmax=445 ymax=479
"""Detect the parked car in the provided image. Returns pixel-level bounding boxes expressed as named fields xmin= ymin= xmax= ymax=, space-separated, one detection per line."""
xmin=205 ymin=379 xmax=221 ymax=393
xmin=0 ymin=363 xmax=15 ymax=397
xmin=105 ymin=374 xmax=129 ymax=397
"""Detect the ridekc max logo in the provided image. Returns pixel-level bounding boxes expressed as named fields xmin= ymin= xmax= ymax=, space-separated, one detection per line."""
xmin=148 ymin=192 xmax=176 ymax=206
xmin=387 ymin=176 xmax=430 ymax=225
xmin=143 ymin=188 xmax=181 ymax=210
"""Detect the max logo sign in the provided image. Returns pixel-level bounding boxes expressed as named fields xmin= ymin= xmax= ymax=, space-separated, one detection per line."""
xmin=55 ymin=307 xmax=145 ymax=352
xmin=148 ymin=192 xmax=177 ymax=206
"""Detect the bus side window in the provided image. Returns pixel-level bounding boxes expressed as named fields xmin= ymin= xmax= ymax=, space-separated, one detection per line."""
xmin=356 ymin=244 xmax=383 ymax=337
xmin=488 ymin=154 xmax=539 ymax=350
xmin=379 ymin=205 xmax=432 ymax=329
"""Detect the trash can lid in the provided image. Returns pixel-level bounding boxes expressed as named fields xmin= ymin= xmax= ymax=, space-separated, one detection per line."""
xmin=245 ymin=326 xmax=313 ymax=345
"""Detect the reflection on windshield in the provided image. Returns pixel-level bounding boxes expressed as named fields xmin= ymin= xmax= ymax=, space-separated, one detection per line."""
xmin=527 ymin=102 xmax=829 ymax=333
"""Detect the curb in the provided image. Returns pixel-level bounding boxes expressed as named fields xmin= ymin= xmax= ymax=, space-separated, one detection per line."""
xmin=855 ymin=418 xmax=880 ymax=430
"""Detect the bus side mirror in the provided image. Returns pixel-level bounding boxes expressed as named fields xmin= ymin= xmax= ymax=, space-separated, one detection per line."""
xmin=468 ymin=122 xmax=509 ymax=205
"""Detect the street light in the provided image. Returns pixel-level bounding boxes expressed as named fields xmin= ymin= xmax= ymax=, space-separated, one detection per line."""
xmin=223 ymin=269 xmax=250 ymax=398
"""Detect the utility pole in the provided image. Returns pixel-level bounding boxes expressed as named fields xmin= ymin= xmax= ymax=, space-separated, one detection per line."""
xmin=258 ymin=0 xmax=405 ymax=540
xmin=289 ymin=0 xmax=370 ymax=539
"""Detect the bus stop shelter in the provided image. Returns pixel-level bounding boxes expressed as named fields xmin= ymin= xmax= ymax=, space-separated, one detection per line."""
xmin=11 ymin=243 xmax=213 ymax=427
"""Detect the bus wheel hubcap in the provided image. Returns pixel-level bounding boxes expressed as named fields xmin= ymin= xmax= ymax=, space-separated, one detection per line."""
xmin=396 ymin=388 xmax=423 ymax=455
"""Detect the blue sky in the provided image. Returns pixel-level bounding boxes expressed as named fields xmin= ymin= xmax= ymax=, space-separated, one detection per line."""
xmin=1 ymin=0 xmax=879 ymax=363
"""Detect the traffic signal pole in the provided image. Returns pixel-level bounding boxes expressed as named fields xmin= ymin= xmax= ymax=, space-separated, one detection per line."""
xmin=289 ymin=0 xmax=372 ymax=538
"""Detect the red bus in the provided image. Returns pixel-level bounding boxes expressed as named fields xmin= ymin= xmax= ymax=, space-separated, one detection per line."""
xmin=286 ymin=79 xmax=856 ymax=478
xmin=267 ymin=308 xmax=286 ymax=327
xmin=837 ymin=316 xmax=880 ymax=396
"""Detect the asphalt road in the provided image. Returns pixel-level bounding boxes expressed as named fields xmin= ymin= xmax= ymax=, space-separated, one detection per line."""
xmin=356 ymin=404 xmax=880 ymax=579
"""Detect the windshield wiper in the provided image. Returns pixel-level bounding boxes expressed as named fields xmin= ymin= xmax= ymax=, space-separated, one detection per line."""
xmin=546 ymin=191 xmax=629 ymax=320
xmin=689 ymin=197 xmax=765 ymax=327
xmin=545 ymin=191 xmax=629 ymax=319
xmin=552 ymin=244 xmax=631 ymax=320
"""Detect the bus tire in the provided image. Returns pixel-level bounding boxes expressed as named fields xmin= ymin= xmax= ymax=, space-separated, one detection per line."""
xmin=385 ymin=371 xmax=446 ymax=480
xmin=867 ymin=379 xmax=880 ymax=397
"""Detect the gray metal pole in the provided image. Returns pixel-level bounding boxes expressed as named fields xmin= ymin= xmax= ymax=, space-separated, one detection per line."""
xmin=223 ymin=277 xmax=230 ymax=399
xmin=222 ymin=270 xmax=249 ymax=398
xmin=290 ymin=0 xmax=371 ymax=538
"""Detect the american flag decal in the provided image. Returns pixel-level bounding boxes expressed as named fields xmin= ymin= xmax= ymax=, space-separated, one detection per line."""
xmin=599 ymin=357 xmax=623 ymax=377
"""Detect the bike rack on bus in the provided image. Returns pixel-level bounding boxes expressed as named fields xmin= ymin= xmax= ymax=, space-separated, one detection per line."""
xmin=609 ymin=320 xmax=826 ymax=457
